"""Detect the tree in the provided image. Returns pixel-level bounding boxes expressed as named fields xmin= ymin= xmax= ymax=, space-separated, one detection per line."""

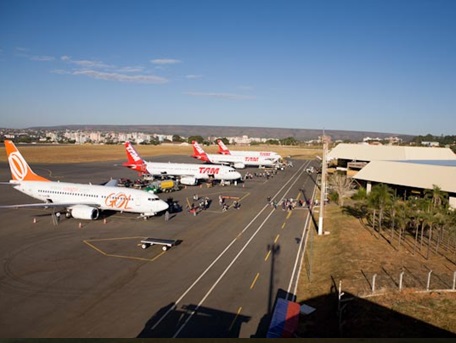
xmin=187 ymin=135 xmax=204 ymax=144
xmin=328 ymin=173 xmax=355 ymax=207
xmin=367 ymin=184 xmax=393 ymax=231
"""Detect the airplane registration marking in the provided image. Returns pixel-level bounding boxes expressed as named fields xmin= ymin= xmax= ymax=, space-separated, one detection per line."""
xmin=105 ymin=192 xmax=132 ymax=210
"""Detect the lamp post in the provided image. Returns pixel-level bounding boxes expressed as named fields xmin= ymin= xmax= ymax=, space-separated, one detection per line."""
xmin=318 ymin=135 xmax=328 ymax=235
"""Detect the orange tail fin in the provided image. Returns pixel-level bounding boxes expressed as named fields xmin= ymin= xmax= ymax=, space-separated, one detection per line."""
xmin=4 ymin=140 xmax=49 ymax=182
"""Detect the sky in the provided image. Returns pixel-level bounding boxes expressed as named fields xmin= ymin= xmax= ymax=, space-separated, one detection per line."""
xmin=0 ymin=0 xmax=455 ymax=136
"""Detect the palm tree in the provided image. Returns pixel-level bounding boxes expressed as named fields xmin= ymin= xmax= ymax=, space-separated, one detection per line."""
xmin=425 ymin=185 xmax=448 ymax=210
xmin=370 ymin=184 xmax=393 ymax=231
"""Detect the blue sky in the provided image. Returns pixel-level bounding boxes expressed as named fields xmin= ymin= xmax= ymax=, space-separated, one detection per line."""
xmin=0 ymin=0 xmax=455 ymax=135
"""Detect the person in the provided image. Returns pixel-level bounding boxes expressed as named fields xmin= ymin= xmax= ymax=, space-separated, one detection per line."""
xmin=233 ymin=201 xmax=240 ymax=209
xmin=193 ymin=193 xmax=199 ymax=201
xmin=164 ymin=210 xmax=170 ymax=221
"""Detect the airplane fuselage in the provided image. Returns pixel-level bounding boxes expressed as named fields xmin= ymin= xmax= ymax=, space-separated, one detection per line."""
xmin=13 ymin=180 xmax=169 ymax=216
xmin=143 ymin=162 xmax=242 ymax=181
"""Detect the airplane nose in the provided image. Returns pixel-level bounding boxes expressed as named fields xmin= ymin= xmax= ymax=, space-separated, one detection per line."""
xmin=161 ymin=200 xmax=170 ymax=212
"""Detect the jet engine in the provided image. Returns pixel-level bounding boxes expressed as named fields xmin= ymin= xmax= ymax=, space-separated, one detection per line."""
xmin=233 ymin=162 xmax=245 ymax=169
xmin=68 ymin=205 xmax=100 ymax=220
xmin=180 ymin=176 xmax=198 ymax=186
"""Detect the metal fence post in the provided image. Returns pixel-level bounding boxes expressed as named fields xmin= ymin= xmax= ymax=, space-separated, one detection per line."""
xmin=453 ymin=271 xmax=456 ymax=291
xmin=399 ymin=271 xmax=404 ymax=291
xmin=426 ymin=270 xmax=432 ymax=291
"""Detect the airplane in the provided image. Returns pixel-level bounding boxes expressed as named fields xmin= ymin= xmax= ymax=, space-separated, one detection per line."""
xmin=191 ymin=141 xmax=279 ymax=169
xmin=216 ymin=139 xmax=282 ymax=161
xmin=123 ymin=141 xmax=242 ymax=185
xmin=0 ymin=140 xmax=169 ymax=220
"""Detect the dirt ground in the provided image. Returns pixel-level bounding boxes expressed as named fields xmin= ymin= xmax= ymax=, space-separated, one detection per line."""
xmin=0 ymin=143 xmax=321 ymax=163
xmin=296 ymin=202 xmax=456 ymax=338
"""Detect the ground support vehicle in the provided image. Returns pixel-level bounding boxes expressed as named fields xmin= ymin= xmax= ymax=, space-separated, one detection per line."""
xmin=140 ymin=237 xmax=177 ymax=251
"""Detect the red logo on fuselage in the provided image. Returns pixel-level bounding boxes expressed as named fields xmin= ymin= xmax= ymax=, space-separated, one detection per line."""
xmin=199 ymin=167 xmax=220 ymax=174
xmin=245 ymin=157 xmax=259 ymax=162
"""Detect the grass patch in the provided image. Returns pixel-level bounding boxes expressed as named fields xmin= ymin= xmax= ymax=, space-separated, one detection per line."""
xmin=297 ymin=203 xmax=456 ymax=337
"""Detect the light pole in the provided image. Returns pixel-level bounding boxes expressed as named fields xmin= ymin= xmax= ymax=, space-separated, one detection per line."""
xmin=318 ymin=135 xmax=328 ymax=235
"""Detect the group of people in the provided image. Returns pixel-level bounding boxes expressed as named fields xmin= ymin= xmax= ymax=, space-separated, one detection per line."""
xmin=267 ymin=196 xmax=311 ymax=211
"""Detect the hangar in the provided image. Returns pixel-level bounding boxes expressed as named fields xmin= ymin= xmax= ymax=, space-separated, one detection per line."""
xmin=326 ymin=143 xmax=456 ymax=208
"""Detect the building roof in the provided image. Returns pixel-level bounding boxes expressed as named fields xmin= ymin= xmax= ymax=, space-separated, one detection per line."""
xmin=353 ymin=161 xmax=456 ymax=194
xmin=327 ymin=143 xmax=456 ymax=162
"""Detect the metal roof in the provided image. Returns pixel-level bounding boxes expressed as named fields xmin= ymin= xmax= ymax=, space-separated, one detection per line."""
xmin=327 ymin=143 xmax=456 ymax=162
xmin=353 ymin=161 xmax=456 ymax=193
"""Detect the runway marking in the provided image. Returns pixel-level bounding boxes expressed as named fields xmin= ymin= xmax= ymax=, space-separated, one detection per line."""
xmin=229 ymin=307 xmax=243 ymax=332
xmin=281 ymin=222 xmax=286 ymax=229
xmin=286 ymin=211 xmax=292 ymax=220
xmin=274 ymin=234 xmax=280 ymax=244
xmin=264 ymin=250 xmax=271 ymax=261
xmin=155 ymin=161 xmax=310 ymax=337
xmin=83 ymin=237 xmax=165 ymax=262
xmin=250 ymin=273 xmax=260 ymax=289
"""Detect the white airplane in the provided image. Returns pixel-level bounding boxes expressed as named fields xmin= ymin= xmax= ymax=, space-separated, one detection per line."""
xmin=191 ymin=141 xmax=278 ymax=169
xmin=217 ymin=139 xmax=282 ymax=161
xmin=123 ymin=141 xmax=242 ymax=185
xmin=0 ymin=140 xmax=169 ymax=220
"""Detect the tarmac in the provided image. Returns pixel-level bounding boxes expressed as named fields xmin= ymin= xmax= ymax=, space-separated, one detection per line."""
xmin=0 ymin=155 xmax=319 ymax=338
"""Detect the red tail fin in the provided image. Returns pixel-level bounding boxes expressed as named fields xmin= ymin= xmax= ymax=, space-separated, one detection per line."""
xmin=191 ymin=141 xmax=210 ymax=162
xmin=217 ymin=139 xmax=231 ymax=155
xmin=4 ymin=140 xmax=49 ymax=182
xmin=123 ymin=141 xmax=147 ymax=174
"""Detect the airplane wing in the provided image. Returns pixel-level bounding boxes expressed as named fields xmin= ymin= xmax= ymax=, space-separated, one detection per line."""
xmin=0 ymin=202 xmax=99 ymax=209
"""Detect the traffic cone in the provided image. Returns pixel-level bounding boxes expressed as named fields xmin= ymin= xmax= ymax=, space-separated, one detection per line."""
xmin=103 ymin=218 xmax=107 ymax=224
xmin=33 ymin=217 xmax=37 ymax=224
xmin=78 ymin=222 xmax=82 ymax=229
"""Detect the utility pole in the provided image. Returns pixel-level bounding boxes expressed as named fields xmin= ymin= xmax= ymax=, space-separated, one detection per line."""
xmin=318 ymin=134 xmax=328 ymax=235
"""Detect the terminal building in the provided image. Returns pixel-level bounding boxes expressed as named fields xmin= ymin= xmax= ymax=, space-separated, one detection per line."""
xmin=326 ymin=143 xmax=456 ymax=208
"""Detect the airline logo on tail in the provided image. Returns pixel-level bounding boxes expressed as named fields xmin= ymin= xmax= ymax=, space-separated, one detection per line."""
xmin=123 ymin=141 xmax=147 ymax=173
xmin=191 ymin=141 xmax=210 ymax=162
xmin=5 ymin=140 xmax=49 ymax=182
xmin=217 ymin=140 xmax=231 ymax=155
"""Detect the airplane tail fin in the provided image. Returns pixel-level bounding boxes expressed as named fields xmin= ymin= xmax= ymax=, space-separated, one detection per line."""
xmin=4 ymin=140 xmax=50 ymax=182
xmin=217 ymin=139 xmax=231 ymax=155
xmin=191 ymin=141 xmax=210 ymax=162
xmin=123 ymin=141 xmax=148 ymax=174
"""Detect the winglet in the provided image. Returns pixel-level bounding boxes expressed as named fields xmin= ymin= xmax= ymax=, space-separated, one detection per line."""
xmin=4 ymin=140 xmax=49 ymax=182
xmin=217 ymin=139 xmax=231 ymax=155
xmin=123 ymin=141 xmax=148 ymax=174
xmin=191 ymin=141 xmax=210 ymax=162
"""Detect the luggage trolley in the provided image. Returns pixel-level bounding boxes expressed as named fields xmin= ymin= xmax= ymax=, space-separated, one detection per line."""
xmin=140 ymin=237 xmax=177 ymax=251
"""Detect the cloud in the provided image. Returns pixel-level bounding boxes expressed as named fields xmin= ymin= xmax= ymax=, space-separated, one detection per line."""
xmin=185 ymin=74 xmax=203 ymax=79
xmin=60 ymin=56 xmax=112 ymax=69
xmin=150 ymin=58 xmax=181 ymax=65
xmin=73 ymin=70 xmax=168 ymax=84
xmin=184 ymin=92 xmax=255 ymax=100
xmin=30 ymin=55 xmax=55 ymax=62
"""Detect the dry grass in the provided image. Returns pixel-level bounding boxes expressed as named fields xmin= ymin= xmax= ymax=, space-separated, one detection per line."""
xmin=297 ymin=203 xmax=456 ymax=337
xmin=0 ymin=143 xmax=321 ymax=164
